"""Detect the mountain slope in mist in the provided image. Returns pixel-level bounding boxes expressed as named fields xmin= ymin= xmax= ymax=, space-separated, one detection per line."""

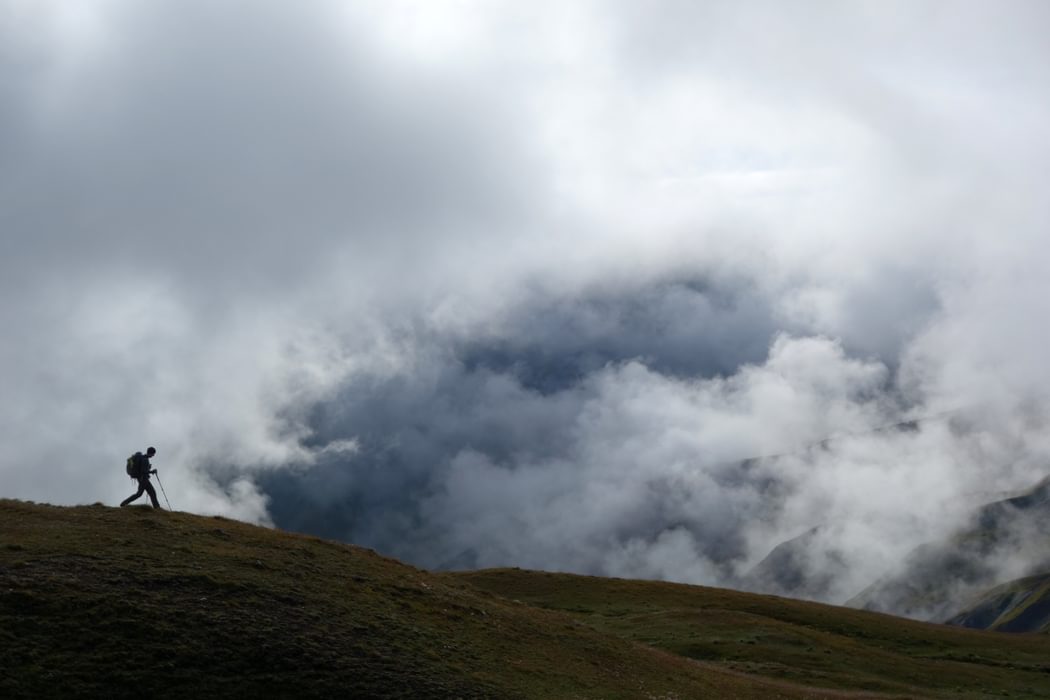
xmin=738 ymin=524 xmax=849 ymax=602
xmin=948 ymin=572 xmax=1050 ymax=633
xmin=6 ymin=500 xmax=1050 ymax=699
xmin=847 ymin=477 xmax=1050 ymax=622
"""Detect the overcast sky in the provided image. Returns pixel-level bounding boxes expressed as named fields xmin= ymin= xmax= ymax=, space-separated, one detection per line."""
xmin=3 ymin=0 xmax=1050 ymax=602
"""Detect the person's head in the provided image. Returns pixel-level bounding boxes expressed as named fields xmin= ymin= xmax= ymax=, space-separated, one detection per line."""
xmin=146 ymin=446 xmax=156 ymax=457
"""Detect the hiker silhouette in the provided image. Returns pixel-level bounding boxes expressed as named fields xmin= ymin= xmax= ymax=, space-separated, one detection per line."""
xmin=121 ymin=446 xmax=160 ymax=508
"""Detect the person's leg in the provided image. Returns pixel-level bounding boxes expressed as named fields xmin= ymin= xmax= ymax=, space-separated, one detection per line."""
xmin=120 ymin=481 xmax=146 ymax=507
xmin=144 ymin=480 xmax=160 ymax=509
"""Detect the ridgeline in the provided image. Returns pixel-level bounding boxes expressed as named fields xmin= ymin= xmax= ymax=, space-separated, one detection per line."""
xmin=3 ymin=499 xmax=1050 ymax=699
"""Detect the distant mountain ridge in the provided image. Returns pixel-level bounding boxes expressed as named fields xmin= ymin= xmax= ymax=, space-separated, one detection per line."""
xmin=738 ymin=525 xmax=849 ymax=602
xmin=742 ymin=474 xmax=1050 ymax=628
xmin=947 ymin=572 xmax=1050 ymax=633
xmin=849 ymin=475 xmax=1050 ymax=623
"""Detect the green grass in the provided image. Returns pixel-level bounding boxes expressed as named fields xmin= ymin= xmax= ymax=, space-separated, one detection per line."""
xmin=5 ymin=499 xmax=1050 ymax=699
xmin=1 ymin=499 xmax=877 ymax=700
xmin=452 ymin=568 xmax=1050 ymax=699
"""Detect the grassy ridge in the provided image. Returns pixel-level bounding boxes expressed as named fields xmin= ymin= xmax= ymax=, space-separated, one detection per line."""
xmin=1 ymin=500 xmax=870 ymax=699
xmin=454 ymin=569 xmax=1050 ymax=699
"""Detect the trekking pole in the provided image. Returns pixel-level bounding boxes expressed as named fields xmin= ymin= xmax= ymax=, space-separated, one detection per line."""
xmin=154 ymin=471 xmax=173 ymax=511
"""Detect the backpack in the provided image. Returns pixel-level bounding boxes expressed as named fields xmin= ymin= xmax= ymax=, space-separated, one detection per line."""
xmin=126 ymin=453 xmax=142 ymax=479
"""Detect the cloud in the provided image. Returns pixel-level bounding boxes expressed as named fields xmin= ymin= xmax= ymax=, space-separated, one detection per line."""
xmin=263 ymin=330 xmax=892 ymax=578
xmin=3 ymin=1 xmax=1050 ymax=608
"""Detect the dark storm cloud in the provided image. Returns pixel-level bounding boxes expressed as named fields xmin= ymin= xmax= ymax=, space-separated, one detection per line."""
xmin=458 ymin=274 xmax=781 ymax=391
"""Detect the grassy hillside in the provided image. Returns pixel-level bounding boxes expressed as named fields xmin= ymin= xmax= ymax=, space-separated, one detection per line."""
xmin=454 ymin=569 xmax=1050 ymax=699
xmin=4 ymin=500 xmax=1050 ymax=699
xmin=0 ymin=499 xmax=867 ymax=700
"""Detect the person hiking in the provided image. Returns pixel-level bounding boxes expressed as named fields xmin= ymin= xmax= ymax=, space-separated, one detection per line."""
xmin=121 ymin=446 xmax=160 ymax=508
